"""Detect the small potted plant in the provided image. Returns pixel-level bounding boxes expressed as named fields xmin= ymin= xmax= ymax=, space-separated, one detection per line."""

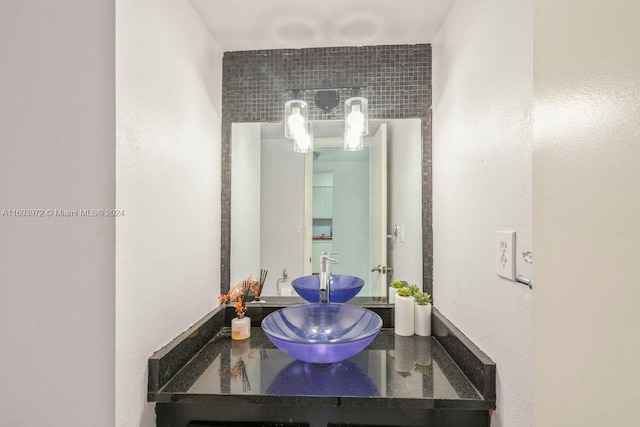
xmin=394 ymin=286 xmax=415 ymax=336
xmin=389 ymin=280 xmax=408 ymax=303
xmin=412 ymin=288 xmax=432 ymax=337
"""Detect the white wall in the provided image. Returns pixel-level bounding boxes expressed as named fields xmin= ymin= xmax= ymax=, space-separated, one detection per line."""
xmin=231 ymin=123 xmax=262 ymax=285
xmin=533 ymin=1 xmax=640 ymax=425
xmin=259 ymin=138 xmax=306 ymax=294
xmin=433 ymin=1 xmax=533 ymax=426
xmin=0 ymin=1 xmax=115 ymax=425
xmin=116 ymin=0 xmax=222 ymax=425
xmin=388 ymin=119 xmax=423 ymax=286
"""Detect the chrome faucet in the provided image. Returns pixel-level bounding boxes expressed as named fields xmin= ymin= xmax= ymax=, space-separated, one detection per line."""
xmin=319 ymin=252 xmax=337 ymax=303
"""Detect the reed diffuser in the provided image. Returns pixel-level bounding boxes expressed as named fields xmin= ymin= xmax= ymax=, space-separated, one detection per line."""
xmin=250 ymin=269 xmax=268 ymax=302
xmin=219 ymin=278 xmax=252 ymax=340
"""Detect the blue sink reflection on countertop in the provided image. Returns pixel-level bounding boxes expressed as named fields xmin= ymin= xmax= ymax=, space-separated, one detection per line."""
xmin=261 ymin=303 xmax=382 ymax=364
xmin=266 ymin=359 xmax=380 ymax=397
xmin=291 ymin=274 xmax=364 ymax=303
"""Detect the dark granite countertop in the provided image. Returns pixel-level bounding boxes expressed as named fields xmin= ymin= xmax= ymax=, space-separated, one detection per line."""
xmin=154 ymin=327 xmax=492 ymax=411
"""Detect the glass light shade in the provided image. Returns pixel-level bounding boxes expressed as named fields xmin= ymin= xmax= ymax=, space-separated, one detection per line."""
xmin=293 ymin=122 xmax=313 ymax=153
xmin=344 ymin=96 xmax=368 ymax=142
xmin=344 ymin=131 xmax=364 ymax=151
xmin=284 ymin=99 xmax=309 ymax=139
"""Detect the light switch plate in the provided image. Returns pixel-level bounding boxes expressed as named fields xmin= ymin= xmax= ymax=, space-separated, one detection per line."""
xmin=496 ymin=231 xmax=516 ymax=280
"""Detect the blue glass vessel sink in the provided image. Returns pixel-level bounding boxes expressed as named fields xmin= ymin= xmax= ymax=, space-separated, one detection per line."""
xmin=291 ymin=275 xmax=365 ymax=303
xmin=261 ymin=303 xmax=383 ymax=364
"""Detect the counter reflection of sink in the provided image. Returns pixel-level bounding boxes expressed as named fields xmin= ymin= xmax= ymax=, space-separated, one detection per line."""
xmin=291 ymin=275 xmax=364 ymax=303
xmin=266 ymin=360 xmax=380 ymax=397
xmin=261 ymin=303 xmax=382 ymax=364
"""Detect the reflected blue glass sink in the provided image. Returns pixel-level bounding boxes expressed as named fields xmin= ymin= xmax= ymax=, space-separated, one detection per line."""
xmin=261 ymin=303 xmax=382 ymax=364
xmin=266 ymin=359 xmax=380 ymax=397
xmin=291 ymin=275 xmax=364 ymax=303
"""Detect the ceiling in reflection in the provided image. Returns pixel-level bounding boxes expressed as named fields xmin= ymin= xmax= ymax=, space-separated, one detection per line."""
xmin=260 ymin=121 xmax=381 ymax=162
xmin=188 ymin=0 xmax=455 ymax=51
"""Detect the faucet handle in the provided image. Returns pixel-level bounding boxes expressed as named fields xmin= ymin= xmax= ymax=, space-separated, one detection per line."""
xmin=320 ymin=251 xmax=338 ymax=264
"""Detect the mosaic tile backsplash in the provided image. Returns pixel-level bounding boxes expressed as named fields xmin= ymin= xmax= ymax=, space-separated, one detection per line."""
xmin=221 ymin=44 xmax=433 ymax=296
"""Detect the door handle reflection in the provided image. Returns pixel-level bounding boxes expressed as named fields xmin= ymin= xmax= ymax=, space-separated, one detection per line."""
xmin=371 ymin=265 xmax=393 ymax=274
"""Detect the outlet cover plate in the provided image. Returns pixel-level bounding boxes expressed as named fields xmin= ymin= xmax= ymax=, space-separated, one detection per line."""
xmin=496 ymin=231 xmax=516 ymax=280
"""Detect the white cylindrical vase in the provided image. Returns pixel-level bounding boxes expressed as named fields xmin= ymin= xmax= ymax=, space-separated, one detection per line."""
xmin=414 ymin=303 xmax=432 ymax=337
xmin=394 ymin=295 xmax=415 ymax=336
xmin=389 ymin=286 xmax=398 ymax=303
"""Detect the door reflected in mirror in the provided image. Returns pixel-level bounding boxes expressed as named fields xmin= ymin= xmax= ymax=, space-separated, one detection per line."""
xmin=230 ymin=119 xmax=422 ymax=298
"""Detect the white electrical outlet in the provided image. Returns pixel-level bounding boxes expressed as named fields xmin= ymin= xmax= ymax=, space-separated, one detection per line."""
xmin=496 ymin=231 xmax=516 ymax=280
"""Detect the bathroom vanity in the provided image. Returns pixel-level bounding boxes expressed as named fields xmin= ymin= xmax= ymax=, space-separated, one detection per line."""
xmin=148 ymin=300 xmax=495 ymax=427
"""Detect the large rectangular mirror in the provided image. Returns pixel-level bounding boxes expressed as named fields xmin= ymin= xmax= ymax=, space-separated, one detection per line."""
xmin=230 ymin=119 xmax=422 ymax=298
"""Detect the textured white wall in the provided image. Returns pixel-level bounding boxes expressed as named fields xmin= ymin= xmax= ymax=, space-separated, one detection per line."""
xmin=116 ymin=0 xmax=222 ymax=425
xmin=231 ymin=123 xmax=262 ymax=286
xmin=433 ymin=1 xmax=533 ymax=426
xmin=533 ymin=1 xmax=640 ymax=425
xmin=388 ymin=119 xmax=423 ymax=287
xmin=0 ymin=1 xmax=115 ymax=425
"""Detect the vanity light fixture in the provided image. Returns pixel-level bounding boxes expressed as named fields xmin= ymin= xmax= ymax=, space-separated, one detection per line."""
xmin=284 ymin=95 xmax=313 ymax=153
xmin=284 ymin=97 xmax=308 ymax=139
xmin=293 ymin=121 xmax=314 ymax=153
xmin=284 ymin=87 xmax=368 ymax=153
xmin=314 ymin=90 xmax=340 ymax=113
xmin=344 ymin=88 xmax=368 ymax=151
